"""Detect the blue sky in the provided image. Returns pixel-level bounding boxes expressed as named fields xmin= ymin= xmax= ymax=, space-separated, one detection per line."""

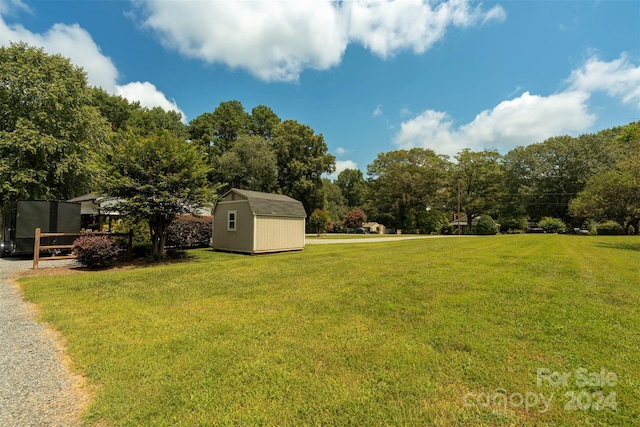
xmin=1 ymin=0 xmax=639 ymax=177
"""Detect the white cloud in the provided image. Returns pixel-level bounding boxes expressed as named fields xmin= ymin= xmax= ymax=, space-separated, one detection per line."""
xmin=0 ymin=0 xmax=30 ymax=15
xmin=135 ymin=0 xmax=347 ymax=82
xmin=133 ymin=0 xmax=505 ymax=82
xmin=335 ymin=147 xmax=349 ymax=156
xmin=116 ymin=82 xmax=185 ymax=121
xmin=328 ymin=159 xmax=359 ymax=179
xmin=568 ymin=53 xmax=640 ymax=109
xmin=344 ymin=0 xmax=505 ymax=58
xmin=0 ymin=16 xmax=119 ymax=90
xmin=394 ymin=54 xmax=640 ymax=157
xmin=372 ymin=105 xmax=383 ymax=117
xmin=0 ymin=13 xmax=184 ymax=117
xmin=395 ymin=90 xmax=596 ymax=157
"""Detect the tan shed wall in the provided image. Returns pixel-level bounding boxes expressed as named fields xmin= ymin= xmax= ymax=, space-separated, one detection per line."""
xmin=254 ymin=216 xmax=305 ymax=253
xmin=212 ymin=201 xmax=255 ymax=253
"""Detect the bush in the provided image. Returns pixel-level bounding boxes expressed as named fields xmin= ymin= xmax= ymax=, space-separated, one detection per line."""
xmin=596 ymin=220 xmax=624 ymax=235
xmin=538 ymin=217 xmax=566 ymax=234
xmin=73 ymin=234 xmax=120 ymax=268
xmin=475 ymin=215 xmax=498 ymax=235
xmin=167 ymin=215 xmax=212 ymax=249
xmin=499 ymin=217 xmax=527 ymax=233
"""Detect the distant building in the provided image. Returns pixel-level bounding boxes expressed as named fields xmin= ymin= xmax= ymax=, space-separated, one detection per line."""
xmin=212 ymin=188 xmax=306 ymax=254
xmin=362 ymin=222 xmax=386 ymax=234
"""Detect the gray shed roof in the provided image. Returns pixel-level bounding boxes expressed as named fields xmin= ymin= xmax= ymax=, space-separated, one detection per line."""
xmin=223 ymin=188 xmax=307 ymax=218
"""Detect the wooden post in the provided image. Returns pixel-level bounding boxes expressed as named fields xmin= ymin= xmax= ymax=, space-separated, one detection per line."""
xmin=33 ymin=227 xmax=41 ymax=270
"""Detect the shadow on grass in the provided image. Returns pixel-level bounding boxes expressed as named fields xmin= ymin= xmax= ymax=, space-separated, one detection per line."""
xmin=594 ymin=240 xmax=640 ymax=252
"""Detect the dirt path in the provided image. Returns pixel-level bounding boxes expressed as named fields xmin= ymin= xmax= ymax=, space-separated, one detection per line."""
xmin=0 ymin=258 xmax=88 ymax=427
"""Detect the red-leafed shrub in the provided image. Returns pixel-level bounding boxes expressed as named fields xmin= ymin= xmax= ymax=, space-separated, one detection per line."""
xmin=73 ymin=234 xmax=120 ymax=268
xmin=167 ymin=215 xmax=212 ymax=249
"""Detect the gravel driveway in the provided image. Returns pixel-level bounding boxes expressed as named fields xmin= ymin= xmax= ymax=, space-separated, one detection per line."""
xmin=0 ymin=257 xmax=87 ymax=427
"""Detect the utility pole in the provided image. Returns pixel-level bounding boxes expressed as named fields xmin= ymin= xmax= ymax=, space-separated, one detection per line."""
xmin=457 ymin=179 xmax=461 ymax=235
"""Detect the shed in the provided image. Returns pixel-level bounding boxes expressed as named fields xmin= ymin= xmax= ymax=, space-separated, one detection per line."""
xmin=212 ymin=188 xmax=306 ymax=254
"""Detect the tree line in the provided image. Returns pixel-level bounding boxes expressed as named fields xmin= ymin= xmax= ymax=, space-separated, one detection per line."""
xmin=2 ymin=43 xmax=639 ymax=258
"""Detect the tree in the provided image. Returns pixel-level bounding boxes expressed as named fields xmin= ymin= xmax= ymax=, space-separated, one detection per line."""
xmin=502 ymin=130 xmax=628 ymax=224
xmin=569 ymin=156 xmax=640 ymax=234
xmin=309 ymin=209 xmax=331 ymax=236
xmin=188 ymin=100 xmax=251 ymax=158
xmin=321 ymin=178 xmax=348 ymax=230
xmin=342 ymin=208 xmax=367 ymax=230
xmin=453 ymin=149 xmax=504 ymax=230
xmin=336 ymin=168 xmax=365 ymax=208
xmin=272 ymin=120 xmax=335 ymax=215
xmin=212 ymin=135 xmax=277 ymax=193
xmin=250 ymin=105 xmax=281 ymax=140
xmin=100 ymin=130 xmax=210 ymax=258
xmin=0 ymin=43 xmax=110 ymax=204
xmin=365 ymin=148 xmax=451 ymax=230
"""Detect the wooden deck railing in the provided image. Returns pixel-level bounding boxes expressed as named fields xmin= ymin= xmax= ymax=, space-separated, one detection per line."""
xmin=33 ymin=228 xmax=133 ymax=270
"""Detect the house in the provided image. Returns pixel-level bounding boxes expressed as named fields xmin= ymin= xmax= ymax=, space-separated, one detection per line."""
xmin=212 ymin=188 xmax=306 ymax=254
xmin=68 ymin=193 xmax=120 ymax=231
xmin=362 ymin=222 xmax=386 ymax=234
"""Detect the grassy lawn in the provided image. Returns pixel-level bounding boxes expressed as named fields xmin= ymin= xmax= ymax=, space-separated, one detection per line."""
xmin=305 ymin=233 xmax=405 ymax=239
xmin=20 ymin=235 xmax=640 ymax=426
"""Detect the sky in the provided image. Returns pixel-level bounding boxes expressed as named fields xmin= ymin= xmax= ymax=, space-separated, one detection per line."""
xmin=1 ymin=0 xmax=639 ymax=177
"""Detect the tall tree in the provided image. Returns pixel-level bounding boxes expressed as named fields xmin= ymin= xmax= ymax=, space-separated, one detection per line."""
xmin=0 ymin=43 xmax=110 ymax=204
xmin=569 ymin=155 xmax=640 ymax=234
xmin=321 ymin=178 xmax=348 ymax=229
xmin=188 ymin=100 xmax=251 ymax=157
xmin=100 ymin=130 xmax=210 ymax=257
xmin=272 ymin=120 xmax=335 ymax=215
xmin=453 ymin=149 xmax=504 ymax=232
xmin=213 ymin=135 xmax=277 ymax=193
xmin=336 ymin=168 xmax=366 ymax=208
xmin=365 ymin=148 xmax=451 ymax=230
xmin=250 ymin=105 xmax=281 ymax=140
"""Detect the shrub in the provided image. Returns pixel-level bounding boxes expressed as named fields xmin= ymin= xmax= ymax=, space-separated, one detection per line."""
xmin=73 ymin=234 xmax=120 ymax=268
xmin=538 ymin=217 xmax=566 ymax=234
xmin=167 ymin=215 xmax=212 ymax=249
xmin=596 ymin=220 xmax=624 ymax=235
xmin=475 ymin=215 xmax=498 ymax=235
xmin=499 ymin=217 xmax=528 ymax=233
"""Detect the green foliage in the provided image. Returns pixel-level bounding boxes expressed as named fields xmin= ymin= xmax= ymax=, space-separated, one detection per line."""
xmin=250 ymin=105 xmax=281 ymax=140
xmin=111 ymin=217 xmax=150 ymax=245
xmin=336 ymin=168 xmax=365 ymax=208
xmin=188 ymin=100 xmax=252 ymax=157
xmin=596 ymin=220 xmax=624 ymax=235
xmin=0 ymin=43 xmax=110 ymax=204
xmin=73 ymin=234 xmax=120 ymax=268
xmin=20 ymin=236 xmax=640 ymax=426
xmin=212 ymin=135 xmax=277 ymax=193
xmin=502 ymin=130 xmax=628 ymax=222
xmin=416 ymin=209 xmax=450 ymax=234
xmin=454 ymin=148 xmax=504 ymax=228
xmin=309 ymin=208 xmax=331 ymax=235
xmin=475 ymin=215 xmax=498 ymax=235
xmin=498 ymin=216 xmax=528 ymax=233
xmin=167 ymin=215 xmax=213 ymax=248
xmin=569 ymin=155 xmax=640 ymax=234
xmin=538 ymin=217 xmax=566 ymax=233
xmin=365 ymin=148 xmax=450 ymax=230
xmin=342 ymin=208 xmax=367 ymax=229
xmin=272 ymin=120 xmax=336 ymax=215
xmin=100 ymin=130 xmax=211 ymax=257
xmin=321 ymin=178 xmax=348 ymax=229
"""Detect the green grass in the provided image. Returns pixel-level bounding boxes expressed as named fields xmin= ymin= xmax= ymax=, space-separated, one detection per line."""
xmin=20 ymin=235 xmax=640 ymax=426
